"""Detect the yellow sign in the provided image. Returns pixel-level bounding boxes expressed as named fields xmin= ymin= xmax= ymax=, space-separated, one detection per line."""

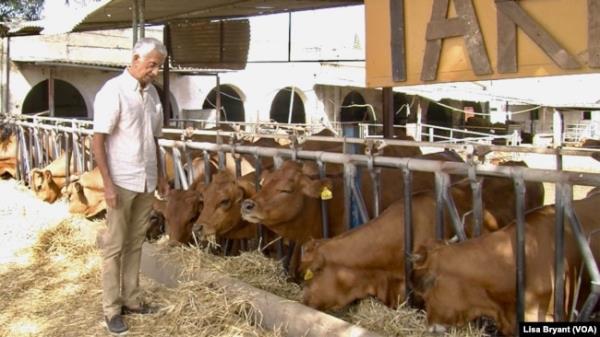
xmin=365 ymin=0 xmax=600 ymax=87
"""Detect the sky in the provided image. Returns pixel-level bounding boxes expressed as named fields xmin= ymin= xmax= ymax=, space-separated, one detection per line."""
xmin=41 ymin=0 xmax=366 ymax=61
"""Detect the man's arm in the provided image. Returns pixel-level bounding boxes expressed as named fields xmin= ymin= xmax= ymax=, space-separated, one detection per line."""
xmin=93 ymin=133 xmax=118 ymax=208
xmin=155 ymin=137 xmax=168 ymax=197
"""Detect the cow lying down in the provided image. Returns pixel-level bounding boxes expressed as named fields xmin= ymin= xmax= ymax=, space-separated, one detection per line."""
xmin=411 ymin=190 xmax=600 ymax=336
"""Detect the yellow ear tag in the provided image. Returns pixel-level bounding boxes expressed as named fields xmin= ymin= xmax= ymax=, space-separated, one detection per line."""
xmin=320 ymin=186 xmax=333 ymax=200
xmin=304 ymin=269 xmax=314 ymax=281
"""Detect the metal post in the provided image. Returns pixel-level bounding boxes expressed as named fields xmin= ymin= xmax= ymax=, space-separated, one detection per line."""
xmin=554 ymin=182 xmax=566 ymax=321
xmin=434 ymin=172 xmax=445 ymax=240
xmin=288 ymin=86 xmax=295 ymax=124
xmin=3 ymin=36 xmax=10 ymax=114
xmin=171 ymin=147 xmax=188 ymax=190
xmin=162 ymin=24 xmax=172 ymax=124
xmin=203 ymin=150 xmax=211 ymax=185
xmin=514 ymin=175 xmax=526 ymax=329
xmin=382 ymin=87 xmax=394 ymax=139
xmin=317 ymin=160 xmax=330 ymax=239
xmin=368 ymin=158 xmax=381 ymax=218
xmin=469 ymin=166 xmax=483 ymax=236
xmin=563 ymin=186 xmax=600 ymax=321
xmin=402 ymin=167 xmax=413 ymax=305
xmin=132 ymin=0 xmax=139 ymax=46
xmin=442 ymin=174 xmax=467 ymax=241
xmin=48 ymin=68 xmax=55 ymax=117
xmin=65 ymin=132 xmax=72 ymax=187
xmin=216 ymin=75 xmax=222 ymax=125
xmin=139 ymin=0 xmax=145 ymax=38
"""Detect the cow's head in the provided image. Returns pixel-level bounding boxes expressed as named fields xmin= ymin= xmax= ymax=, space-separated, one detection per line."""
xmin=35 ymin=170 xmax=61 ymax=203
xmin=162 ymin=188 xmax=203 ymax=244
xmin=65 ymin=181 xmax=89 ymax=215
xmin=240 ymin=161 xmax=331 ymax=227
xmin=410 ymin=243 xmax=509 ymax=335
xmin=193 ymin=170 xmax=255 ymax=238
xmin=300 ymin=239 xmax=402 ymax=311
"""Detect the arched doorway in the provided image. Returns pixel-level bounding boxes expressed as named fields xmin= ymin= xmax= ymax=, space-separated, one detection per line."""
xmin=202 ymin=85 xmax=245 ymax=122
xmin=269 ymin=87 xmax=305 ymax=123
xmin=340 ymin=91 xmax=371 ymax=122
xmin=22 ymin=79 xmax=87 ymax=118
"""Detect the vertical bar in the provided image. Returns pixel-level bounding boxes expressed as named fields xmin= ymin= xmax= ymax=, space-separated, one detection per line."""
xmin=514 ymin=175 xmax=526 ymax=329
xmin=563 ymin=186 xmax=600 ymax=321
xmin=402 ymin=167 xmax=413 ymax=305
xmin=434 ymin=172 xmax=445 ymax=240
xmin=65 ymin=132 xmax=72 ymax=188
xmin=287 ymin=12 xmax=292 ymax=62
xmin=203 ymin=150 xmax=211 ymax=185
xmin=132 ymin=0 xmax=139 ymax=46
xmin=317 ymin=160 xmax=330 ymax=239
xmin=382 ymin=87 xmax=394 ymax=139
xmin=442 ymin=175 xmax=466 ymax=241
xmin=48 ymin=68 xmax=55 ymax=117
xmin=139 ymin=0 xmax=145 ymax=38
xmin=184 ymin=146 xmax=194 ymax=185
xmin=390 ymin=0 xmax=406 ymax=81
xmin=253 ymin=151 xmax=265 ymax=248
xmin=369 ymin=166 xmax=381 ymax=218
xmin=554 ymin=182 xmax=566 ymax=321
xmin=469 ymin=165 xmax=483 ymax=236
xmin=288 ymin=86 xmax=295 ymax=124
xmin=344 ymin=163 xmax=353 ymax=230
xmin=3 ymin=37 xmax=10 ymax=114
xmin=216 ymin=75 xmax=221 ymax=125
xmin=162 ymin=24 xmax=171 ymax=124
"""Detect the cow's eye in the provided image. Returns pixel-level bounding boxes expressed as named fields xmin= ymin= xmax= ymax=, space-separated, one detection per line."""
xmin=220 ymin=199 xmax=231 ymax=207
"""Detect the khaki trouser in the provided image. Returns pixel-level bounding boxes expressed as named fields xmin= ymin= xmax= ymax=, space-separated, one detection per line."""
xmin=102 ymin=185 xmax=154 ymax=318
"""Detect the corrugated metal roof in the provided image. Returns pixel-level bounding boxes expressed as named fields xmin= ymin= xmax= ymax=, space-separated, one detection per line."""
xmin=0 ymin=21 xmax=44 ymax=36
xmin=170 ymin=19 xmax=250 ymax=70
xmin=72 ymin=0 xmax=362 ymax=32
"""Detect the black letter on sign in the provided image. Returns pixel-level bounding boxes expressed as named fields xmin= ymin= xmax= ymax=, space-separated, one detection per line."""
xmin=390 ymin=0 xmax=406 ymax=82
xmin=421 ymin=0 xmax=491 ymax=81
xmin=589 ymin=0 xmax=600 ymax=68
xmin=495 ymin=0 xmax=581 ymax=71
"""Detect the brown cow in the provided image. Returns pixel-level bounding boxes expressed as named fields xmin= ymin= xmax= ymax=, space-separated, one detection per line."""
xmin=193 ymin=170 xmax=256 ymax=240
xmin=30 ymin=152 xmax=81 ymax=203
xmin=64 ymin=167 xmax=106 ymax=218
xmin=300 ymin=161 xmax=544 ymax=312
xmin=411 ymin=191 xmax=600 ymax=336
xmin=153 ymin=186 xmax=203 ymax=245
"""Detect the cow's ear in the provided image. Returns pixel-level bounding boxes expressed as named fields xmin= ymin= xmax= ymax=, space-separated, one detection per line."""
xmin=300 ymin=176 xmax=332 ymax=199
xmin=44 ymin=170 xmax=53 ymax=180
xmin=301 ymin=161 xmax=319 ymax=178
xmin=259 ymin=170 xmax=272 ymax=186
xmin=237 ymin=179 xmax=256 ymax=200
xmin=410 ymin=244 xmax=429 ymax=266
xmin=74 ymin=182 xmax=84 ymax=193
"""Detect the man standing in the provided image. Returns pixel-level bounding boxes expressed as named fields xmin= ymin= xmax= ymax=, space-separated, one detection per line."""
xmin=92 ymin=37 xmax=168 ymax=335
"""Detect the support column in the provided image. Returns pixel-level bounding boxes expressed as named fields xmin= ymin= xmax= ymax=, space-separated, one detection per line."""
xmin=162 ymin=24 xmax=171 ymax=124
xmin=382 ymin=87 xmax=394 ymax=139
xmin=48 ymin=68 xmax=55 ymax=117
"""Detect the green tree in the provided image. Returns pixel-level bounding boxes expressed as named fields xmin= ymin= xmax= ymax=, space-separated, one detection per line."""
xmin=0 ymin=0 xmax=45 ymax=22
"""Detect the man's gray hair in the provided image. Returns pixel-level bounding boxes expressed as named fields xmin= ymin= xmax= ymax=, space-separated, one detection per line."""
xmin=132 ymin=37 xmax=167 ymax=58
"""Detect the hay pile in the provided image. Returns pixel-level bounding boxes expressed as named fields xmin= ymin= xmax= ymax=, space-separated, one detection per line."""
xmin=0 ymin=180 xmax=282 ymax=337
xmin=158 ymin=243 xmax=488 ymax=337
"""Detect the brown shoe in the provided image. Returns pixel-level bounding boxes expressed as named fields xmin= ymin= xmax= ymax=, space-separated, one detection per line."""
xmin=121 ymin=303 xmax=157 ymax=315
